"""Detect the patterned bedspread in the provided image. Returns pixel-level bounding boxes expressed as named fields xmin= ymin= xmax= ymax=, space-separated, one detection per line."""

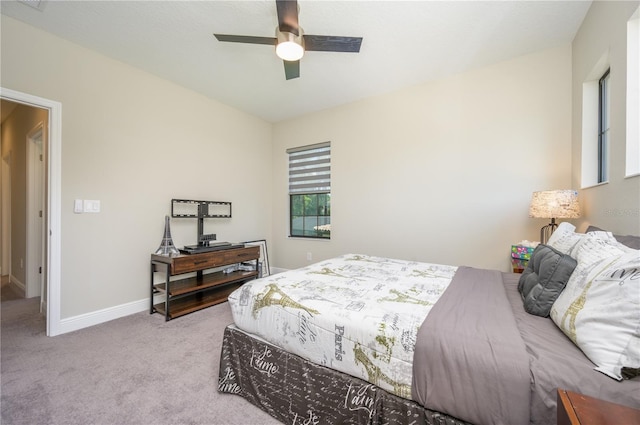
xmin=227 ymin=253 xmax=457 ymax=398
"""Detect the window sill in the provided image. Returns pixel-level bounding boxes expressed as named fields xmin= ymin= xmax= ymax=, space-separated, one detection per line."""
xmin=581 ymin=181 xmax=609 ymax=190
xmin=288 ymin=236 xmax=331 ymax=241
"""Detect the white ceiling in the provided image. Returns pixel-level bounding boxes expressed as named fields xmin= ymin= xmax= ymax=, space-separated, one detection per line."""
xmin=1 ymin=0 xmax=592 ymax=122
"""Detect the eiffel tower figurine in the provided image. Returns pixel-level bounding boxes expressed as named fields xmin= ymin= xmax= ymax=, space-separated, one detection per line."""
xmin=155 ymin=215 xmax=180 ymax=256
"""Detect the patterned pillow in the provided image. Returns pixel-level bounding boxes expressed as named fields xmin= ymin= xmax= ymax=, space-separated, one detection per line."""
xmin=548 ymin=222 xmax=618 ymax=257
xmin=546 ymin=222 xmax=584 ymax=255
xmin=518 ymin=244 xmax=577 ymax=317
xmin=550 ymin=233 xmax=640 ymax=380
xmin=587 ymin=225 xmax=640 ymax=250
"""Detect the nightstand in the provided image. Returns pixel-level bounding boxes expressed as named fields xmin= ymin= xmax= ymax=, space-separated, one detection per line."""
xmin=557 ymin=388 xmax=640 ymax=425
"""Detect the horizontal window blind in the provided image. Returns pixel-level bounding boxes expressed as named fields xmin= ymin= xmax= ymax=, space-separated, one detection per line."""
xmin=287 ymin=142 xmax=331 ymax=194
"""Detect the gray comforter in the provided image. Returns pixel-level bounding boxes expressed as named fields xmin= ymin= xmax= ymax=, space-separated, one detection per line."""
xmin=503 ymin=272 xmax=640 ymax=424
xmin=412 ymin=266 xmax=531 ymax=425
xmin=412 ymin=267 xmax=640 ymax=425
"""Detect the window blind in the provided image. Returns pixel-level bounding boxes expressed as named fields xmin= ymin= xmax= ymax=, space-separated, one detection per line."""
xmin=287 ymin=142 xmax=331 ymax=194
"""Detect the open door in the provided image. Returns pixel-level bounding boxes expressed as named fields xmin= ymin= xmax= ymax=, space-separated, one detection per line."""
xmin=1 ymin=152 xmax=11 ymax=279
xmin=26 ymin=122 xmax=45 ymax=307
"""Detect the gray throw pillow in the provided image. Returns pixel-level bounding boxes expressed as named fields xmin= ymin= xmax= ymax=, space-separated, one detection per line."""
xmin=518 ymin=244 xmax=577 ymax=317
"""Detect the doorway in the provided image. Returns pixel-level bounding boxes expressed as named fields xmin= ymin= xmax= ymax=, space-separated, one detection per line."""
xmin=1 ymin=151 xmax=11 ymax=293
xmin=1 ymin=106 xmax=46 ymax=305
xmin=26 ymin=122 xmax=45 ymax=310
xmin=1 ymin=87 xmax=62 ymax=336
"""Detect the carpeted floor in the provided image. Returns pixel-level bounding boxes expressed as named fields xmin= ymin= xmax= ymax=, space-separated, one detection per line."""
xmin=1 ymin=276 xmax=22 ymax=303
xmin=0 ymin=293 xmax=281 ymax=425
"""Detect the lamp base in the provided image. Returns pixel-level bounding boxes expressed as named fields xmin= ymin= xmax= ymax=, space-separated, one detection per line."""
xmin=540 ymin=218 xmax=558 ymax=244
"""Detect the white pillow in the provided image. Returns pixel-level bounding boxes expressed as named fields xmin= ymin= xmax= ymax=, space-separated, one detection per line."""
xmin=550 ymin=233 xmax=640 ymax=380
xmin=547 ymin=222 xmax=617 ymax=258
xmin=546 ymin=222 xmax=583 ymax=255
xmin=569 ymin=229 xmax=618 ymax=254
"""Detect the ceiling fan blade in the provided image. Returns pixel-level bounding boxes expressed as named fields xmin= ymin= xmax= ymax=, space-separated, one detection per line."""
xmin=283 ymin=60 xmax=300 ymax=80
xmin=214 ymin=34 xmax=276 ymax=45
xmin=276 ymin=0 xmax=299 ymax=35
xmin=304 ymin=35 xmax=363 ymax=53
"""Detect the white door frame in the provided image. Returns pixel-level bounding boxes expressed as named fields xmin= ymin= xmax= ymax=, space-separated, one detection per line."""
xmin=26 ymin=122 xmax=45 ymax=301
xmin=1 ymin=87 xmax=62 ymax=337
xmin=1 ymin=152 xmax=11 ymax=278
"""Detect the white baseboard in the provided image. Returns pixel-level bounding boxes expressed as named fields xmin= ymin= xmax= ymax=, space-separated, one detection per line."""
xmin=54 ymin=269 xmax=286 ymax=335
xmin=57 ymin=293 xmax=165 ymax=335
xmin=10 ymin=274 xmax=25 ymax=292
xmin=269 ymin=267 xmax=288 ymax=275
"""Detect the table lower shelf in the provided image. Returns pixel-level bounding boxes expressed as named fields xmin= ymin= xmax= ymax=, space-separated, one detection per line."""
xmin=154 ymin=270 xmax=258 ymax=296
xmin=153 ymin=281 xmax=243 ymax=320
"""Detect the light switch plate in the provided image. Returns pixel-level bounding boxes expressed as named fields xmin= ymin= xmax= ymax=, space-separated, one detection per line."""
xmin=74 ymin=199 xmax=83 ymax=213
xmin=83 ymin=200 xmax=101 ymax=213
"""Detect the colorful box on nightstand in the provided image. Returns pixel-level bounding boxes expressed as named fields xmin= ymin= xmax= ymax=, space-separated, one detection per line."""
xmin=511 ymin=244 xmax=537 ymax=273
xmin=511 ymin=245 xmax=535 ymax=260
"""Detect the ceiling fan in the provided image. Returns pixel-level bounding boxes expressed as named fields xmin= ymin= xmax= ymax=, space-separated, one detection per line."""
xmin=213 ymin=0 xmax=363 ymax=80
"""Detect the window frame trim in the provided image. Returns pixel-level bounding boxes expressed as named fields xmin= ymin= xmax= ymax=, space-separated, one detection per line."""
xmin=289 ymin=193 xmax=331 ymax=239
xmin=287 ymin=142 xmax=331 ymax=240
xmin=597 ymin=68 xmax=611 ymax=184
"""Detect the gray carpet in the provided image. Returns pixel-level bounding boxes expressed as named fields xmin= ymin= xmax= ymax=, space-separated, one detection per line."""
xmin=1 ymin=277 xmax=23 ymax=303
xmin=0 ymin=296 xmax=281 ymax=425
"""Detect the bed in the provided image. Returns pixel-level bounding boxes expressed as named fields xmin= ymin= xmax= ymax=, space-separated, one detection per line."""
xmin=217 ymin=227 xmax=640 ymax=424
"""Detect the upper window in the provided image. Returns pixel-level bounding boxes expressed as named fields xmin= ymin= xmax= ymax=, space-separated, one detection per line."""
xmin=626 ymin=8 xmax=639 ymax=177
xmin=598 ymin=68 xmax=610 ymax=183
xmin=580 ymin=52 xmax=610 ymax=188
xmin=287 ymin=142 xmax=331 ymax=239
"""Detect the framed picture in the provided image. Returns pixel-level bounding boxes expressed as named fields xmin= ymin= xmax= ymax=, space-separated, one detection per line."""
xmin=243 ymin=239 xmax=270 ymax=277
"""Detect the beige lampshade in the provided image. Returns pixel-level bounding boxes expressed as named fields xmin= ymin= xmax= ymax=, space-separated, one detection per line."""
xmin=529 ymin=190 xmax=581 ymax=219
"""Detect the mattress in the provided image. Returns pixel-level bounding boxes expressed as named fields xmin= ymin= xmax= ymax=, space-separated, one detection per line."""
xmin=227 ymin=253 xmax=457 ymax=399
xmin=221 ymin=262 xmax=640 ymax=424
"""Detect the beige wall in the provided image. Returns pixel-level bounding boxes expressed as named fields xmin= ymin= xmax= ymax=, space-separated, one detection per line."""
xmin=571 ymin=1 xmax=640 ymax=236
xmin=1 ymin=16 xmax=273 ymax=318
xmin=1 ymin=103 xmax=49 ymax=289
xmin=272 ymin=46 xmax=574 ymax=271
xmin=3 ymin=3 xmax=636 ymax=326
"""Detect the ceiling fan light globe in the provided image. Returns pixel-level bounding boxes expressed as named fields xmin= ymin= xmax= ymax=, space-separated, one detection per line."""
xmin=275 ymin=28 xmax=304 ymax=61
xmin=276 ymin=41 xmax=304 ymax=61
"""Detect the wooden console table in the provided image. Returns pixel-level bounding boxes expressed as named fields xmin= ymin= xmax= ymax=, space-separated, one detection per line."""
xmin=150 ymin=245 xmax=260 ymax=320
xmin=557 ymin=388 xmax=640 ymax=425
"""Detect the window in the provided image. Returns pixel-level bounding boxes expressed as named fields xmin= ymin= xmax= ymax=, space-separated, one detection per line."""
xmin=580 ymin=52 xmax=610 ymax=188
xmin=287 ymin=142 xmax=331 ymax=239
xmin=598 ymin=68 xmax=610 ymax=183
xmin=627 ymin=8 xmax=639 ymax=177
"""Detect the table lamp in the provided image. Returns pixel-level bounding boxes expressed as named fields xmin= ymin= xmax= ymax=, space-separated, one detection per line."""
xmin=529 ymin=190 xmax=581 ymax=244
